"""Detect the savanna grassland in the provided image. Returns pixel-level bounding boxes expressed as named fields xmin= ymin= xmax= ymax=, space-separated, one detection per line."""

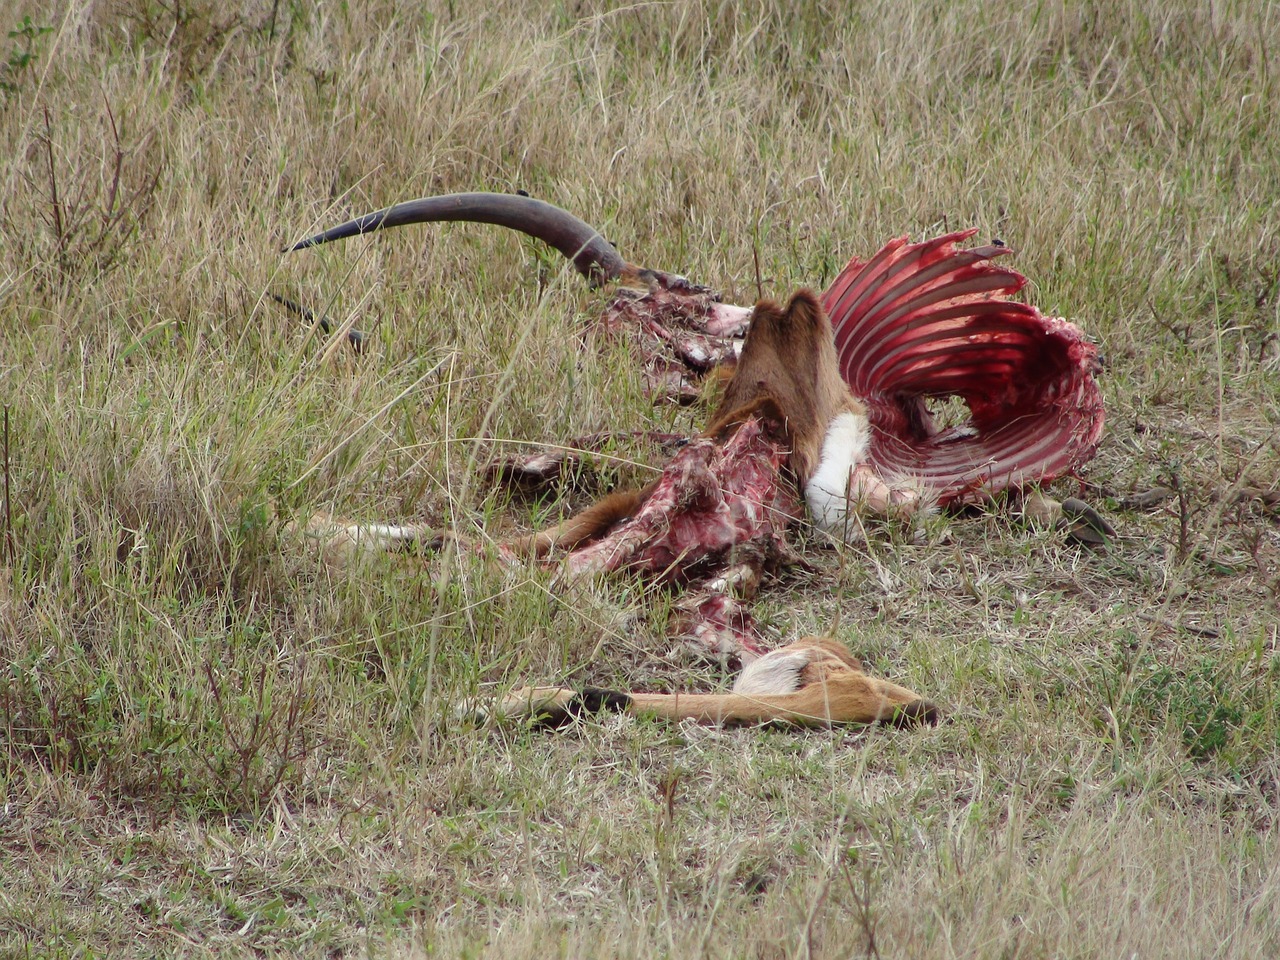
xmin=2 ymin=0 xmax=1279 ymax=956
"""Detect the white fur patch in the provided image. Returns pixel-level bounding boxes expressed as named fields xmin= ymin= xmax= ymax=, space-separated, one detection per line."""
xmin=733 ymin=648 xmax=812 ymax=695
xmin=351 ymin=523 xmax=427 ymax=543
xmin=289 ymin=513 xmax=435 ymax=567
xmin=804 ymin=410 xmax=871 ymax=537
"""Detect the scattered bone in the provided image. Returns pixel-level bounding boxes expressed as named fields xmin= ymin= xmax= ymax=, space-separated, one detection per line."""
xmin=486 ymin=451 xmax=581 ymax=491
xmin=485 ymin=431 xmax=689 ymax=493
xmin=671 ymin=591 xmax=765 ymax=664
xmin=1020 ymin=490 xmax=1116 ymax=546
xmin=285 ymin=512 xmax=439 ymax=567
xmin=1120 ymin=486 xmax=1177 ymax=510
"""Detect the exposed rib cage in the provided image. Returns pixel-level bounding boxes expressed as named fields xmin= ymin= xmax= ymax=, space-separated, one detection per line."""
xmin=822 ymin=229 xmax=1104 ymax=504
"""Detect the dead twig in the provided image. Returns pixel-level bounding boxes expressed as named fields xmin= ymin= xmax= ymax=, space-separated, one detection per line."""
xmin=41 ymin=105 xmax=64 ymax=270
xmin=2 ymin=405 xmax=13 ymax=569
xmin=841 ymin=861 xmax=884 ymax=960
xmin=1164 ymin=462 xmax=1191 ymax=563
xmin=1133 ymin=609 xmax=1221 ymax=640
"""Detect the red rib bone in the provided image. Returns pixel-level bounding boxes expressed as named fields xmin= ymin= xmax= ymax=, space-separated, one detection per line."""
xmin=821 ymin=230 xmax=1104 ymax=503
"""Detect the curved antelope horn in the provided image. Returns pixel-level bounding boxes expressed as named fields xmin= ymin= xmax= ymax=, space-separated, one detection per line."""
xmin=288 ymin=191 xmax=633 ymax=286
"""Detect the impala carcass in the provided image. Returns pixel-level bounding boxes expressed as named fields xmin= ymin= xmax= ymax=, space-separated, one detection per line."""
xmin=284 ymin=192 xmax=1104 ymax=722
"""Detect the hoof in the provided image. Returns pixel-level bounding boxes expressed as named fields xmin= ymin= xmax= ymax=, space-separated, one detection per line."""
xmin=883 ymin=699 xmax=942 ymax=728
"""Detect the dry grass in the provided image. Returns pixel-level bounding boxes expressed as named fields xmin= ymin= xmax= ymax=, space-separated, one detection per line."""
xmin=2 ymin=0 xmax=1279 ymax=956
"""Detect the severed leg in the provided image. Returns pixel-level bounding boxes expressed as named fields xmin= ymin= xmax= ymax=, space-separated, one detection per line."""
xmin=469 ymin=637 xmax=938 ymax=730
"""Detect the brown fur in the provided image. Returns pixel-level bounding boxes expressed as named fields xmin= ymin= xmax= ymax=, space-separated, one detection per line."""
xmin=507 ymin=488 xmax=651 ymax=558
xmin=709 ymin=290 xmax=864 ymax=487
xmin=513 ymin=290 xmax=865 ymax=559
